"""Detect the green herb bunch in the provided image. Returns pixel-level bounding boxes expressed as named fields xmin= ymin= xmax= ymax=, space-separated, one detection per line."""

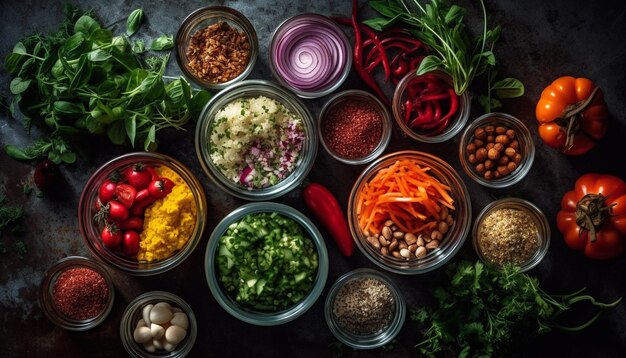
xmin=3 ymin=5 xmax=210 ymax=164
xmin=412 ymin=261 xmax=622 ymax=357
xmin=365 ymin=0 xmax=524 ymax=112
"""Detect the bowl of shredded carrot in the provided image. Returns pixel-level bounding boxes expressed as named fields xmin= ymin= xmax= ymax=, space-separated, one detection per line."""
xmin=347 ymin=151 xmax=472 ymax=274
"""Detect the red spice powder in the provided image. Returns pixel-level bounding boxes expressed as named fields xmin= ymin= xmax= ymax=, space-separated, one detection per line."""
xmin=52 ymin=267 xmax=109 ymax=320
xmin=322 ymin=100 xmax=383 ymax=159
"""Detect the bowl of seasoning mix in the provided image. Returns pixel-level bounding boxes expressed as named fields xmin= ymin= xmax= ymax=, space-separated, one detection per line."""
xmin=78 ymin=152 xmax=207 ymax=276
xmin=325 ymin=268 xmax=406 ymax=349
xmin=195 ymin=79 xmax=317 ymax=200
xmin=472 ymin=198 xmax=550 ymax=272
xmin=348 ymin=151 xmax=472 ymax=275
xmin=39 ymin=256 xmax=115 ymax=331
xmin=175 ymin=6 xmax=258 ymax=89
xmin=319 ymin=89 xmax=392 ymax=165
xmin=205 ymin=202 xmax=329 ymax=326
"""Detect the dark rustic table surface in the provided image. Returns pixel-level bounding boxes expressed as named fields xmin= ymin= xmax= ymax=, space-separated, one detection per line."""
xmin=1 ymin=0 xmax=625 ymax=357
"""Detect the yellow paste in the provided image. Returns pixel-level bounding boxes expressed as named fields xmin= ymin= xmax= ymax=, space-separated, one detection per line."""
xmin=137 ymin=167 xmax=197 ymax=262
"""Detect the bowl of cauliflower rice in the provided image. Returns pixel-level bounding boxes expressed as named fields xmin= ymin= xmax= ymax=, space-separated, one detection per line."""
xmin=195 ymin=80 xmax=318 ymax=200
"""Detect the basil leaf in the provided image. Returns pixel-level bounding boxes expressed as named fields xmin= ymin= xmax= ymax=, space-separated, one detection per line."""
xmin=88 ymin=49 xmax=112 ymax=62
xmin=62 ymin=32 xmax=87 ymax=60
xmin=4 ymin=53 xmax=27 ymax=73
xmin=74 ymin=15 xmax=100 ymax=35
xmin=493 ymin=78 xmax=525 ymax=98
xmin=10 ymin=77 xmax=31 ymax=95
xmin=189 ymin=90 xmax=211 ymax=116
xmin=4 ymin=145 xmax=36 ymax=161
xmin=59 ymin=151 xmax=77 ymax=164
xmin=150 ymin=35 xmax=173 ymax=51
xmin=12 ymin=42 xmax=27 ymax=55
xmin=415 ymin=55 xmax=443 ymax=76
xmin=143 ymin=124 xmax=156 ymax=150
xmin=107 ymin=120 xmax=127 ymax=145
xmin=70 ymin=55 xmax=92 ymax=89
xmin=126 ymin=9 xmax=144 ymax=37
xmin=132 ymin=39 xmax=146 ymax=54
xmin=125 ymin=115 xmax=137 ymax=147
xmin=53 ymin=101 xmax=84 ymax=115
xmin=90 ymin=28 xmax=113 ymax=45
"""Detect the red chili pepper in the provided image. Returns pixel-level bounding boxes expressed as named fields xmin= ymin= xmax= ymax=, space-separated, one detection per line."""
xmin=360 ymin=25 xmax=391 ymax=81
xmin=303 ymin=182 xmax=355 ymax=257
xmin=404 ymin=99 xmax=413 ymax=123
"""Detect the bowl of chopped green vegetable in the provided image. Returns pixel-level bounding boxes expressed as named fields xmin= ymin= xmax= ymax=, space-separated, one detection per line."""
xmin=205 ymin=202 xmax=328 ymax=326
xmin=195 ymin=79 xmax=318 ymax=200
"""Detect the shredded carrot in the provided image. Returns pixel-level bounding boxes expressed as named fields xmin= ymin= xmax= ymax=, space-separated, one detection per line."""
xmin=356 ymin=158 xmax=455 ymax=235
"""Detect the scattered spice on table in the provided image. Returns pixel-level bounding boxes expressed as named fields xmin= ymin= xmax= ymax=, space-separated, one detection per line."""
xmin=322 ymin=100 xmax=382 ymax=159
xmin=477 ymin=208 xmax=539 ymax=266
xmin=52 ymin=267 xmax=109 ymax=320
xmin=333 ymin=277 xmax=394 ymax=335
xmin=187 ymin=21 xmax=251 ymax=83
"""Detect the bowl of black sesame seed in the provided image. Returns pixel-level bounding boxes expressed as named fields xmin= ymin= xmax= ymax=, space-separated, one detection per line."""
xmin=324 ymin=268 xmax=406 ymax=349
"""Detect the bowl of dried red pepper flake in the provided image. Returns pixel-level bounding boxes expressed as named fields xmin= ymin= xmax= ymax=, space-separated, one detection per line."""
xmin=175 ymin=6 xmax=258 ymax=90
xmin=319 ymin=89 xmax=392 ymax=165
xmin=392 ymin=70 xmax=470 ymax=143
xmin=39 ymin=256 xmax=115 ymax=331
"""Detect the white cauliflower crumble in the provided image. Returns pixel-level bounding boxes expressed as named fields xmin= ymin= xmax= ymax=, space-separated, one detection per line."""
xmin=209 ymin=95 xmax=305 ymax=188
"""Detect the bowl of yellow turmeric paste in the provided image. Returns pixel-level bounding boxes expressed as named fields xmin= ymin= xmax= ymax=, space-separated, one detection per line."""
xmin=79 ymin=152 xmax=208 ymax=276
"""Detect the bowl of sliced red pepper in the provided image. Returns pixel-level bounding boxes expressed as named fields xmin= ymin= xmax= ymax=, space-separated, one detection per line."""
xmin=392 ymin=70 xmax=470 ymax=143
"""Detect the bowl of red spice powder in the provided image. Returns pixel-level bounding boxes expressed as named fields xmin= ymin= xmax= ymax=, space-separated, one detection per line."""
xmin=319 ymin=90 xmax=392 ymax=165
xmin=39 ymin=256 xmax=115 ymax=331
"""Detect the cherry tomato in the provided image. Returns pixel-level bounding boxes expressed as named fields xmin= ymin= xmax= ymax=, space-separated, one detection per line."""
xmin=107 ymin=200 xmax=129 ymax=223
xmin=34 ymin=159 xmax=60 ymax=192
xmin=148 ymin=177 xmax=175 ymax=199
xmin=122 ymin=230 xmax=140 ymax=257
xmin=129 ymin=189 xmax=157 ymax=216
xmin=118 ymin=216 xmax=144 ymax=231
xmin=98 ymin=179 xmax=117 ymax=204
xmin=146 ymin=166 xmax=159 ymax=181
xmin=122 ymin=163 xmax=153 ymax=190
xmin=115 ymin=183 xmax=137 ymax=208
xmin=101 ymin=225 xmax=122 ymax=248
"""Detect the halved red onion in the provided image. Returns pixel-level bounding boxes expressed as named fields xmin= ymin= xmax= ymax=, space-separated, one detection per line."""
xmin=271 ymin=14 xmax=350 ymax=94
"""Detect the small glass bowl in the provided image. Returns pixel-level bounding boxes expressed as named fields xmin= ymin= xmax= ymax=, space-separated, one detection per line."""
xmin=78 ymin=152 xmax=207 ymax=276
xmin=268 ymin=13 xmax=352 ymax=98
xmin=325 ymin=268 xmax=406 ymax=349
xmin=392 ymin=70 xmax=470 ymax=143
xmin=472 ymin=198 xmax=550 ymax=272
xmin=195 ymin=79 xmax=318 ymax=201
xmin=459 ymin=112 xmax=535 ymax=188
xmin=175 ymin=6 xmax=258 ymax=90
xmin=318 ymin=89 xmax=392 ymax=165
xmin=39 ymin=256 xmax=115 ymax=331
xmin=347 ymin=151 xmax=472 ymax=275
xmin=120 ymin=291 xmax=197 ymax=357
xmin=204 ymin=202 xmax=329 ymax=326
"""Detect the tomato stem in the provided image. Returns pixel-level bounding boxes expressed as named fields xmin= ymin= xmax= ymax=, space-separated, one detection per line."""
xmin=559 ymin=86 xmax=600 ymax=151
xmin=575 ymin=193 xmax=615 ymax=243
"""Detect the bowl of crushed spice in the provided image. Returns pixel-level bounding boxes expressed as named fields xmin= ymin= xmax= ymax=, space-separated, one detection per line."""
xmin=472 ymin=198 xmax=550 ymax=272
xmin=78 ymin=152 xmax=207 ymax=276
xmin=39 ymin=256 xmax=115 ymax=331
xmin=324 ymin=268 xmax=406 ymax=349
xmin=319 ymin=89 xmax=392 ymax=165
xmin=195 ymin=79 xmax=317 ymax=200
xmin=175 ymin=6 xmax=258 ymax=89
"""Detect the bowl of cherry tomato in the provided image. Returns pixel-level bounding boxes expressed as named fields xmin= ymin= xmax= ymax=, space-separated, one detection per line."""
xmin=392 ymin=70 xmax=470 ymax=143
xmin=78 ymin=152 xmax=207 ymax=276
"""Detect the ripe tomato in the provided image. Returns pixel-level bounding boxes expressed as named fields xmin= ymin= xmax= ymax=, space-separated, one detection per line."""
xmin=115 ymin=183 xmax=137 ymax=208
xmin=122 ymin=163 xmax=153 ymax=190
xmin=107 ymin=200 xmax=130 ymax=222
xmin=98 ymin=179 xmax=117 ymax=204
xmin=535 ymin=76 xmax=608 ymax=155
xmin=122 ymin=230 xmax=140 ymax=257
xmin=148 ymin=177 xmax=176 ymax=199
xmin=118 ymin=216 xmax=144 ymax=231
xmin=101 ymin=225 xmax=122 ymax=248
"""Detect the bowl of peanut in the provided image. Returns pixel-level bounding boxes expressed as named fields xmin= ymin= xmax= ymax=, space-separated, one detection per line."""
xmin=458 ymin=112 xmax=535 ymax=188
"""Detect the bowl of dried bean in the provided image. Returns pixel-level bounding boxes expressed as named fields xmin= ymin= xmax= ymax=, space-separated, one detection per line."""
xmin=347 ymin=151 xmax=472 ymax=275
xmin=39 ymin=256 xmax=115 ymax=331
xmin=324 ymin=268 xmax=406 ymax=349
xmin=318 ymin=89 xmax=392 ymax=165
xmin=472 ymin=198 xmax=551 ymax=272
xmin=175 ymin=6 xmax=258 ymax=89
xmin=392 ymin=69 xmax=471 ymax=143
xmin=459 ymin=112 xmax=535 ymax=188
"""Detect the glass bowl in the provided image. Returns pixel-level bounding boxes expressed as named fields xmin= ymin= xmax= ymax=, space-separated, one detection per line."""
xmin=120 ymin=291 xmax=197 ymax=357
xmin=195 ymin=79 xmax=318 ymax=201
xmin=204 ymin=202 xmax=329 ymax=326
xmin=268 ymin=13 xmax=352 ymax=98
xmin=347 ymin=151 xmax=472 ymax=275
xmin=472 ymin=198 xmax=550 ymax=272
xmin=459 ymin=112 xmax=535 ymax=188
xmin=392 ymin=70 xmax=470 ymax=143
xmin=78 ymin=152 xmax=207 ymax=276
xmin=318 ymin=89 xmax=392 ymax=165
xmin=324 ymin=268 xmax=406 ymax=349
xmin=175 ymin=6 xmax=258 ymax=90
xmin=39 ymin=256 xmax=115 ymax=331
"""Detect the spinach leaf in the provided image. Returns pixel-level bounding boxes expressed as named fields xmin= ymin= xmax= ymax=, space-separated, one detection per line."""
xmin=9 ymin=78 xmax=31 ymax=95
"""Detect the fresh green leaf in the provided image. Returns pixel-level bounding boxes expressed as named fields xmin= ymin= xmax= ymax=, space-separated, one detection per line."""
xmin=107 ymin=120 xmax=127 ymax=145
xmin=492 ymin=78 xmax=525 ymax=98
xmin=125 ymin=115 xmax=137 ymax=147
xmin=74 ymin=15 xmax=100 ymax=35
xmin=87 ymin=49 xmax=112 ymax=62
xmin=132 ymin=39 xmax=145 ymax=54
xmin=143 ymin=124 xmax=156 ymax=150
xmin=90 ymin=28 xmax=113 ymax=45
xmin=363 ymin=15 xmax=401 ymax=31
xmin=445 ymin=5 xmax=464 ymax=24
xmin=126 ymin=9 xmax=144 ymax=36
xmin=150 ymin=34 xmax=174 ymax=51
xmin=4 ymin=53 xmax=27 ymax=73
xmin=12 ymin=42 xmax=27 ymax=55
xmin=69 ymin=54 xmax=92 ymax=89
xmin=53 ymin=101 xmax=84 ymax=115
xmin=415 ymin=55 xmax=442 ymax=75
xmin=10 ymin=77 xmax=31 ymax=95
xmin=189 ymin=90 xmax=211 ymax=116
xmin=4 ymin=145 xmax=36 ymax=161
xmin=62 ymin=32 xmax=87 ymax=60
xmin=369 ymin=0 xmax=403 ymax=18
